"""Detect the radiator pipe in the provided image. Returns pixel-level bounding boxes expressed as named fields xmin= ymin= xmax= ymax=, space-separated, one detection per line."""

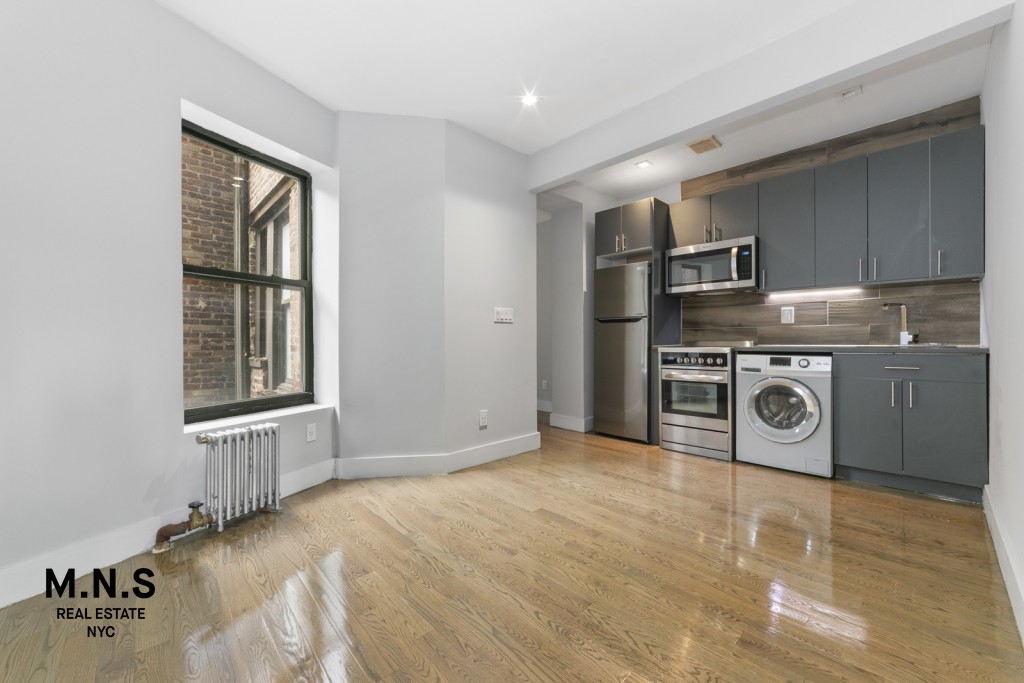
xmin=152 ymin=501 xmax=213 ymax=554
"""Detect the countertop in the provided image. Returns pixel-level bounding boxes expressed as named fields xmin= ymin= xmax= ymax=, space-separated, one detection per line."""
xmin=741 ymin=344 xmax=989 ymax=355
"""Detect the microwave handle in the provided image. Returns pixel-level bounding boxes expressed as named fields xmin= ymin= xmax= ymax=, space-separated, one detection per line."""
xmin=730 ymin=246 xmax=739 ymax=280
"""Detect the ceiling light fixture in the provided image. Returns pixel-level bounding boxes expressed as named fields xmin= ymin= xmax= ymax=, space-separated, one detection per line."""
xmin=517 ymin=92 xmax=541 ymax=107
xmin=634 ymin=160 xmax=653 ymax=169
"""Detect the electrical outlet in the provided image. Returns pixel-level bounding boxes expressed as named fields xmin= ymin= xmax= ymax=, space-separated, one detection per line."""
xmin=493 ymin=307 xmax=514 ymax=324
xmin=781 ymin=306 xmax=795 ymax=324
xmin=306 ymin=423 xmax=317 ymax=442
xmin=479 ymin=409 xmax=488 ymax=428
xmin=541 ymin=379 xmax=548 ymax=390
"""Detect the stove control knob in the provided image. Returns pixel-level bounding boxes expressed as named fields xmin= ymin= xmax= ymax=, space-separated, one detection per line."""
xmin=698 ymin=358 xmax=705 ymax=364
xmin=676 ymin=357 xmax=683 ymax=364
xmin=798 ymin=358 xmax=810 ymax=368
xmin=717 ymin=358 xmax=724 ymax=365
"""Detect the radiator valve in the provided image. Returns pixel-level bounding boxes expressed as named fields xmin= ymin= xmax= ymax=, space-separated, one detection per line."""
xmin=152 ymin=501 xmax=213 ymax=554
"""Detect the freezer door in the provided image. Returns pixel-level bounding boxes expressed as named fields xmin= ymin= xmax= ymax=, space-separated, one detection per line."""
xmin=594 ymin=318 xmax=649 ymax=441
xmin=594 ymin=263 xmax=649 ymax=320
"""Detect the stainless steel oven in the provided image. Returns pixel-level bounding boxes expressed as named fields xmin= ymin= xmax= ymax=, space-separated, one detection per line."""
xmin=659 ymin=347 xmax=733 ymax=461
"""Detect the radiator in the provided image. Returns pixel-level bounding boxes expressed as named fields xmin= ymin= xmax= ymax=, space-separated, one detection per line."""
xmin=201 ymin=423 xmax=281 ymax=532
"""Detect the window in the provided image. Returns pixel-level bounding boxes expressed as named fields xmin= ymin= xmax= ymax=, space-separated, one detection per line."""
xmin=181 ymin=122 xmax=312 ymax=423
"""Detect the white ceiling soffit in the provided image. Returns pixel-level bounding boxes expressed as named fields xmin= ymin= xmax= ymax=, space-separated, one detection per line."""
xmin=527 ymin=0 xmax=1015 ymax=193
xmin=153 ymin=0 xmax=859 ymax=155
xmin=580 ymin=30 xmax=994 ymax=201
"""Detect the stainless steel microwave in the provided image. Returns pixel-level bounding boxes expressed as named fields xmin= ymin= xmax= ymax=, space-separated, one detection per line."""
xmin=665 ymin=236 xmax=757 ymax=295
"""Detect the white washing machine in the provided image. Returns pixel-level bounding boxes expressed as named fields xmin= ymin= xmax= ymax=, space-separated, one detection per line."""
xmin=734 ymin=353 xmax=833 ymax=477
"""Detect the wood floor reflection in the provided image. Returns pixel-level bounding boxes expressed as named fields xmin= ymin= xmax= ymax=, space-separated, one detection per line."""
xmin=3 ymin=424 xmax=1023 ymax=681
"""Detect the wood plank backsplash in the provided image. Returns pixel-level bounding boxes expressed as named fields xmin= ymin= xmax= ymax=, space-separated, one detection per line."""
xmin=680 ymin=281 xmax=981 ymax=346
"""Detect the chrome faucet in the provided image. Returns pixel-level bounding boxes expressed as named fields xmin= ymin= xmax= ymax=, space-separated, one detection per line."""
xmin=882 ymin=303 xmax=918 ymax=345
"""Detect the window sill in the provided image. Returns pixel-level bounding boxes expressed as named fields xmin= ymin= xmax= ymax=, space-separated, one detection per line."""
xmin=183 ymin=403 xmax=332 ymax=436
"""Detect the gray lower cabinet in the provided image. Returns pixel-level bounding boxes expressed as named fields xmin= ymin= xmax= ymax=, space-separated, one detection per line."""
xmin=930 ymin=126 xmax=985 ymax=279
xmin=758 ymin=169 xmax=815 ymax=291
xmin=834 ymin=353 xmax=988 ymax=489
xmin=815 ymin=155 xmax=867 ymax=287
xmin=867 ymin=140 xmax=931 ymax=283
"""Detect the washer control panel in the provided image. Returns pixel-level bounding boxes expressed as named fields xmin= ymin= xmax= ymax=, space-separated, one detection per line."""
xmin=736 ymin=353 xmax=832 ymax=374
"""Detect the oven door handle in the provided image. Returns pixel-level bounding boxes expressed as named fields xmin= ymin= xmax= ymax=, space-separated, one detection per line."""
xmin=662 ymin=371 xmax=729 ymax=383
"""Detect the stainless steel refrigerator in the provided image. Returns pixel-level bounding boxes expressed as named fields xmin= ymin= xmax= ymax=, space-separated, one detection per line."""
xmin=593 ymin=263 xmax=654 ymax=442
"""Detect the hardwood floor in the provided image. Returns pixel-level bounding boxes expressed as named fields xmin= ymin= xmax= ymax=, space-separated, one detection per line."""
xmin=2 ymin=425 xmax=1023 ymax=681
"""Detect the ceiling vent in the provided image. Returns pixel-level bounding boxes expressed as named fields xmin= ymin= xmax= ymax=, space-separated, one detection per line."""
xmin=687 ymin=135 xmax=722 ymax=154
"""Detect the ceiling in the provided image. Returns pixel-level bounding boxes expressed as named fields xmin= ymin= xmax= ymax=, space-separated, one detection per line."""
xmin=155 ymin=0 xmax=997 ymax=202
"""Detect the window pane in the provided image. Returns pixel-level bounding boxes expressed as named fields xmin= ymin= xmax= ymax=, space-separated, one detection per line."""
xmin=182 ymin=135 xmax=303 ymax=278
xmin=183 ymin=277 xmax=305 ymax=410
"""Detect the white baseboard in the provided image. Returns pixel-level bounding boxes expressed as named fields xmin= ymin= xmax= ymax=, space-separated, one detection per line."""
xmin=549 ymin=413 xmax=589 ymax=433
xmin=0 ymin=512 xmax=169 ymax=610
xmin=336 ymin=432 xmax=541 ymax=479
xmin=281 ymin=457 xmax=335 ymax=497
xmin=0 ymin=457 xmax=337 ymax=610
xmin=537 ymin=399 xmax=553 ymax=412
xmin=984 ymin=485 xmax=1024 ymax=646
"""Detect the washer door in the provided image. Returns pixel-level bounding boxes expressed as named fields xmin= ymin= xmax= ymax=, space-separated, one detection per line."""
xmin=743 ymin=377 xmax=821 ymax=444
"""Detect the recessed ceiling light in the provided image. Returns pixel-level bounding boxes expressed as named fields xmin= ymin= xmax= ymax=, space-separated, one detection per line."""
xmin=634 ymin=160 xmax=653 ymax=169
xmin=517 ymin=92 xmax=542 ymax=107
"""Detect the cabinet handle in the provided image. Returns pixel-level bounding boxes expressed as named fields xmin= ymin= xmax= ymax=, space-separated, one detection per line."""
xmin=761 ymin=269 xmax=766 ymax=290
xmin=615 ymin=234 xmax=620 ymax=252
xmin=622 ymin=234 xmax=627 ymax=250
xmin=884 ymin=366 xmax=920 ymax=371
xmin=909 ymin=381 xmax=914 ymax=409
xmin=891 ymin=381 xmax=895 ymax=408
xmin=715 ymin=224 xmax=722 ymax=241
xmin=858 ymin=258 xmax=863 ymax=283
xmin=873 ymin=257 xmax=878 ymax=281
xmin=704 ymin=225 xmax=710 ymax=242
xmin=937 ymin=249 xmax=943 ymax=276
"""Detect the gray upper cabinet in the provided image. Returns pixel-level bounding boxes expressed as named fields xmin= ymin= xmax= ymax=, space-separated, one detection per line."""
xmin=595 ymin=207 xmax=621 ymax=257
xmin=595 ymin=198 xmax=666 ymax=259
xmin=758 ymin=169 xmax=815 ymax=291
xmin=867 ymin=140 xmax=931 ymax=283
xmin=668 ymin=195 xmax=710 ymax=247
xmin=711 ymin=184 xmax=758 ymax=241
xmin=669 ymin=185 xmax=757 ymax=247
xmin=621 ymin=198 xmax=654 ymax=253
xmin=930 ymin=126 xmax=985 ymax=279
xmin=815 ymin=156 xmax=868 ymax=287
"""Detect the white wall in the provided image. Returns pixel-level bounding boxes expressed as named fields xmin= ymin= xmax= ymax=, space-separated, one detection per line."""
xmin=334 ymin=112 xmax=448 ymax=462
xmin=0 ymin=0 xmax=338 ymax=607
xmin=537 ymin=215 xmax=554 ymax=412
xmin=332 ymin=114 xmax=539 ymax=477
xmin=443 ymin=123 xmax=538 ymax=460
xmin=980 ymin=5 xmax=1024 ymax=642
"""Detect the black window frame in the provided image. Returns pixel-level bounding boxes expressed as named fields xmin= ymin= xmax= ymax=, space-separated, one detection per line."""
xmin=182 ymin=121 xmax=314 ymax=424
